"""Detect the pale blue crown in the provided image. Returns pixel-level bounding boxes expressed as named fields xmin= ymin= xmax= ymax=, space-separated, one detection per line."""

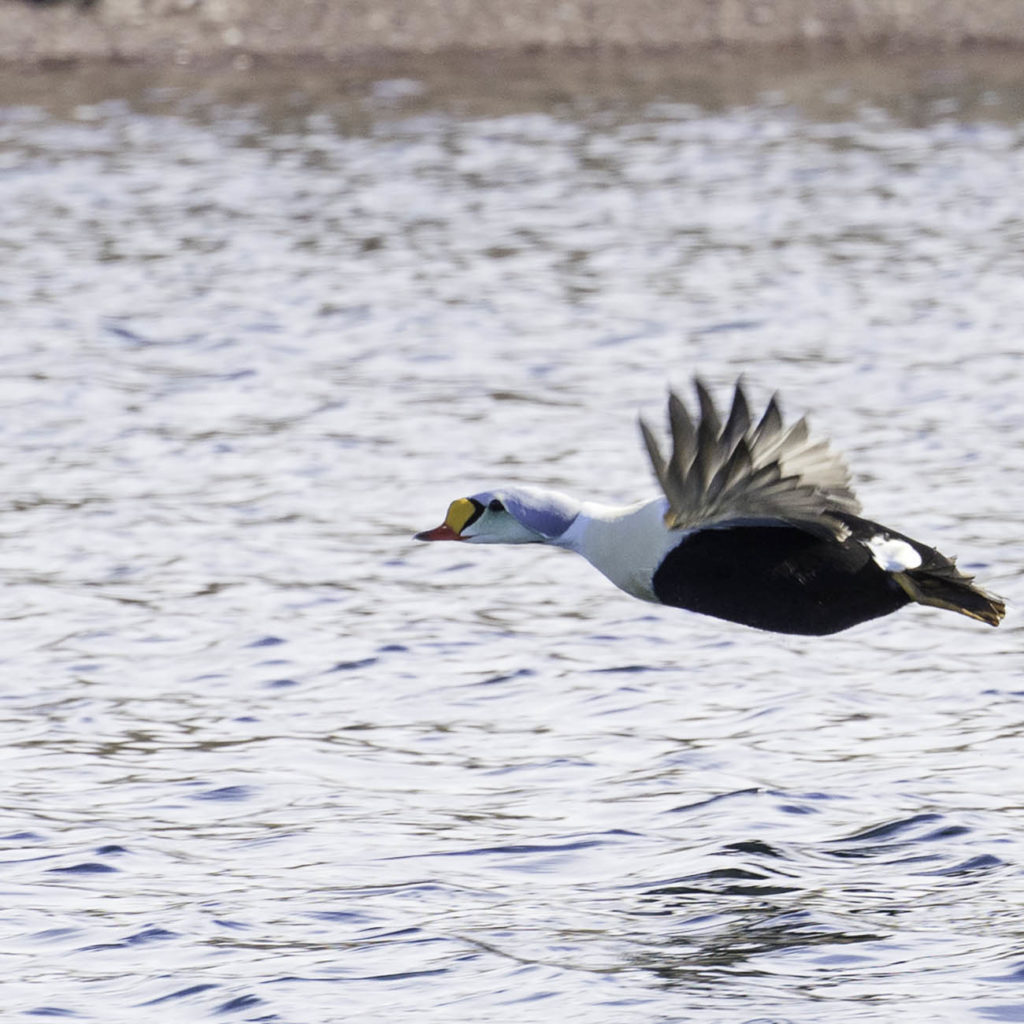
xmin=472 ymin=486 xmax=580 ymax=540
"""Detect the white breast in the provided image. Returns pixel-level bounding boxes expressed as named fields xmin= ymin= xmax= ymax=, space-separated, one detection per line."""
xmin=556 ymin=497 xmax=683 ymax=602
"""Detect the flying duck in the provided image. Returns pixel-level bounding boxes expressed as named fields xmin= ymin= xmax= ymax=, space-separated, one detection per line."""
xmin=415 ymin=380 xmax=1005 ymax=635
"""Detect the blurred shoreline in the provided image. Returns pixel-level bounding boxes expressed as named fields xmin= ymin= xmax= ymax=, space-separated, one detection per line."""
xmin=4 ymin=0 xmax=1024 ymax=66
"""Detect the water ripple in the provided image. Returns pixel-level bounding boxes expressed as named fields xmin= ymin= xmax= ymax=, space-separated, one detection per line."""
xmin=0 ymin=52 xmax=1021 ymax=1024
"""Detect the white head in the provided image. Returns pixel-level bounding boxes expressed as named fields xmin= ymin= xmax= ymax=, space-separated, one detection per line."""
xmin=415 ymin=487 xmax=581 ymax=545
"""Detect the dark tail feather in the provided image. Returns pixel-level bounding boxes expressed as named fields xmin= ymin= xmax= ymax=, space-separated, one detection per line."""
xmin=893 ymin=559 xmax=1006 ymax=627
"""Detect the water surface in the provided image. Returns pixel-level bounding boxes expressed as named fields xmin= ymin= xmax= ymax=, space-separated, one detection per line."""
xmin=0 ymin=52 xmax=1022 ymax=1024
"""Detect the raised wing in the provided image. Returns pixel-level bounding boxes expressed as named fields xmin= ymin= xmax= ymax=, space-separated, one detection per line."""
xmin=640 ymin=379 xmax=862 ymax=538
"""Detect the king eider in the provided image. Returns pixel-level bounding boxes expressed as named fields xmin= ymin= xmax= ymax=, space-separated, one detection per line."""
xmin=415 ymin=380 xmax=1005 ymax=636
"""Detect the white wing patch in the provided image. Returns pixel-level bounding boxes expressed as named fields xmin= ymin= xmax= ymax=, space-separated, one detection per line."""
xmin=866 ymin=533 xmax=922 ymax=572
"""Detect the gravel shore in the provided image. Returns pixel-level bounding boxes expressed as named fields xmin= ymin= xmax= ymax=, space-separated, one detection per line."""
xmin=3 ymin=0 xmax=1024 ymax=65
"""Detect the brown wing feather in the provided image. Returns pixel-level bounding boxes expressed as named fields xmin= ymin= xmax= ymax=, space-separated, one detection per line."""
xmin=640 ymin=380 xmax=861 ymax=538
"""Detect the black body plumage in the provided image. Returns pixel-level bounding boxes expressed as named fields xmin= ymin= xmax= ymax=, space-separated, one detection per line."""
xmin=652 ymin=516 xmax=912 ymax=635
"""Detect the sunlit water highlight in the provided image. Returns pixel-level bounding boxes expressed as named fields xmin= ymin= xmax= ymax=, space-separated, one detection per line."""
xmin=0 ymin=54 xmax=1022 ymax=1024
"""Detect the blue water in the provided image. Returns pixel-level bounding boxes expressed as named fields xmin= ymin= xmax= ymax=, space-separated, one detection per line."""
xmin=0 ymin=53 xmax=1021 ymax=1024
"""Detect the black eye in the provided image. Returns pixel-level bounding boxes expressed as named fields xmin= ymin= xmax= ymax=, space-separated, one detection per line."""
xmin=488 ymin=499 xmax=505 ymax=512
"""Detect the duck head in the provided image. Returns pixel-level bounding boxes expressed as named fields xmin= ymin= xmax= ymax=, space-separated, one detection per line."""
xmin=415 ymin=487 xmax=580 ymax=544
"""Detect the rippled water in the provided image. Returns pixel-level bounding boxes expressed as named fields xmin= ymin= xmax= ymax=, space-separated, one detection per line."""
xmin=1 ymin=53 xmax=1022 ymax=1023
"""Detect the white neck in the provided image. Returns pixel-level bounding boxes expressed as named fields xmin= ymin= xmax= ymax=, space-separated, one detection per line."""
xmin=555 ymin=497 xmax=679 ymax=602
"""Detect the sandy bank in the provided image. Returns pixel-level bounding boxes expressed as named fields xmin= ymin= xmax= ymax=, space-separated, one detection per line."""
xmin=4 ymin=0 xmax=1024 ymax=65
